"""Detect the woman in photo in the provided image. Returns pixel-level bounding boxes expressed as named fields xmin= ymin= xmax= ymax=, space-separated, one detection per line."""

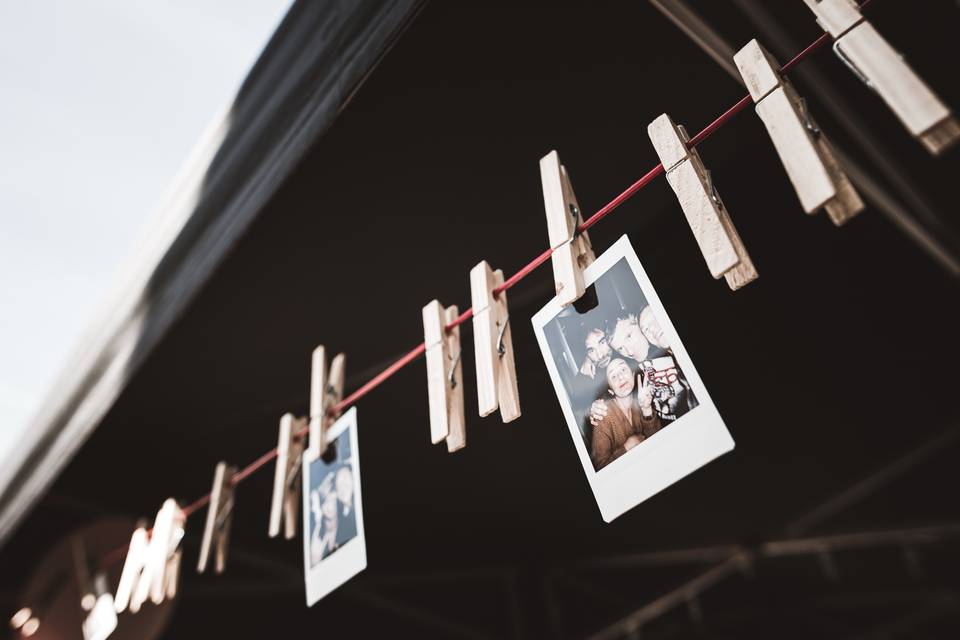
xmin=309 ymin=472 xmax=341 ymax=565
xmin=591 ymin=357 xmax=662 ymax=470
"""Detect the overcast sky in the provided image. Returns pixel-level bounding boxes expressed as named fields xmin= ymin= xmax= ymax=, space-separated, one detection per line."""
xmin=0 ymin=1 xmax=292 ymax=465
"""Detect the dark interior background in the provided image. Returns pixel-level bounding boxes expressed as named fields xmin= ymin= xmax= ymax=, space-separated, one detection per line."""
xmin=3 ymin=1 xmax=960 ymax=638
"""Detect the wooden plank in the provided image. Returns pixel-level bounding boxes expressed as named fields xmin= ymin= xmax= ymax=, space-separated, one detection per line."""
xmin=269 ymin=413 xmax=305 ymax=539
xmin=423 ymin=300 xmax=450 ymax=444
xmin=492 ymin=269 xmax=520 ymax=423
xmin=803 ymin=0 xmax=863 ymax=38
xmin=816 ymin=132 xmax=864 ymax=225
xmin=470 ymin=261 xmax=499 ymax=418
xmin=444 ymin=305 xmax=466 ymax=453
xmin=114 ymin=525 xmax=148 ymax=613
xmin=754 ymin=87 xmax=837 ymax=213
xmin=197 ymin=461 xmax=236 ymax=574
xmin=649 ymin=113 xmax=757 ymax=289
xmin=540 ymin=150 xmax=592 ymax=305
xmin=309 ymin=346 xmax=328 ymax=455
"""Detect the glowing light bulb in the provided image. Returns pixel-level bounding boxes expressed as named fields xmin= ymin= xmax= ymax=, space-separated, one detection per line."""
xmin=21 ymin=617 xmax=39 ymax=636
xmin=9 ymin=608 xmax=31 ymax=629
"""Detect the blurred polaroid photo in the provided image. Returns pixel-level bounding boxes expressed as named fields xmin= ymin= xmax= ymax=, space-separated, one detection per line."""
xmin=532 ymin=235 xmax=734 ymax=521
xmin=302 ymin=407 xmax=366 ymax=606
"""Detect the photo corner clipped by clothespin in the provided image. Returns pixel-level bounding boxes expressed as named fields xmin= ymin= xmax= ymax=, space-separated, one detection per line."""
xmin=803 ymin=0 xmax=959 ymax=156
xmin=470 ymin=261 xmax=520 ymax=423
xmin=647 ymin=113 xmax=758 ymax=291
xmin=269 ymin=412 xmax=307 ymax=540
xmin=423 ymin=300 xmax=466 ymax=452
xmin=309 ymin=346 xmax=346 ymax=457
xmin=540 ymin=150 xmax=596 ymax=306
xmin=197 ymin=461 xmax=236 ymax=574
xmin=734 ymin=38 xmax=864 ymax=226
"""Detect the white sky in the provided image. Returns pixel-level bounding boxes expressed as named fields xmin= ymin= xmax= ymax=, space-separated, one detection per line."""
xmin=0 ymin=1 xmax=292 ymax=463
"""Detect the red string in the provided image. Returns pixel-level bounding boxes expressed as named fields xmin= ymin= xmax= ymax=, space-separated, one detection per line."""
xmin=101 ymin=15 xmax=857 ymax=564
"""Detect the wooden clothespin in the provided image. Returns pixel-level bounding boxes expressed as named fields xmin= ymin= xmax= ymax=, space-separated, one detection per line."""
xmin=648 ymin=113 xmax=758 ymax=291
xmin=197 ymin=461 xmax=236 ymax=574
xmin=423 ymin=300 xmax=466 ymax=451
xmin=540 ymin=150 xmax=596 ymax=306
xmin=117 ymin=499 xmax=184 ymax=613
xmin=803 ymin=0 xmax=959 ymax=155
xmin=470 ymin=261 xmax=520 ymax=423
xmin=309 ymin=346 xmax=346 ymax=457
xmin=734 ymin=39 xmax=864 ymax=226
xmin=142 ymin=499 xmax=184 ymax=607
xmin=268 ymin=413 xmax=307 ymax=539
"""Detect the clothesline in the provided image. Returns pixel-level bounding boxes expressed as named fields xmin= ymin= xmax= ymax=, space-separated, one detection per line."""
xmin=105 ymin=7 xmax=865 ymax=566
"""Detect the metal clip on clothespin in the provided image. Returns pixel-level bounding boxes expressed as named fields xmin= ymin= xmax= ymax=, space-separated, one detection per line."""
xmin=197 ymin=461 xmax=236 ymax=574
xmin=803 ymin=0 xmax=959 ymax=155
xmin=269 ymin=413 xmax=307 ymax=539
xmin=309 ymin=346 xmax=346 ymax=457
xmin=540 ymin=150 xmax=596 ymax=306
xmin=734 ymin=39 xmax=864 ymax=226
xmin=470 ymin=261 xmax=520 ymax=423
xmin=423 ymin=300 xmax=466 ymax=452
xmin=116 ymin=499 xmax=184 ymax=613
xmin=648 ymin=113 xmax=758 ymax=290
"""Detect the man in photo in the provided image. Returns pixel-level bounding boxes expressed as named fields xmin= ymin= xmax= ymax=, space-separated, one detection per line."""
xmin=590 ymin=305 xmax=697 ymax=429
xmin=579 ymin=326 xmax=613 ymax=379
xmin=638 ymin=305 xmax=670 ymax=355
xmin=608 ymin=310 xmax=652 ymax=363
xmin=309 ymin=472 xmax=340 ymax=566
xmin=591 ymin=357 xmax=661 ymax=470
xmin=334 ymin=464 xmax=357 ymax=547
xmin=565 ymin=322 xmax=615 ymax=414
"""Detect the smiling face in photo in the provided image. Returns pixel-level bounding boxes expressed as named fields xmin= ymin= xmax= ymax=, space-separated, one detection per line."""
xmin=610 ymin=314 xmax=650 ymax=362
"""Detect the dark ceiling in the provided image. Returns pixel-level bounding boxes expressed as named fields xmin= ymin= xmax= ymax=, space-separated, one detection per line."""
xmin=3 ymin=1 xmax=960 ymax=638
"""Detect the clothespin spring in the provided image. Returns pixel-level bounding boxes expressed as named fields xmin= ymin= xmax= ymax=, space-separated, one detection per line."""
xmin=704 ymin=170 xmax=721 ymax=207
xmin=832 ymin=41 xmax=875 ymax=91
xmin=285 ymin=449 xmax=303 ymax=490
xmin=448 ymin=349 xmax=462 ymax=389
xmin=496 ymin=315 xmax=510 ymax=357
xmin=797 ymin=98 xmax=821 ymax=138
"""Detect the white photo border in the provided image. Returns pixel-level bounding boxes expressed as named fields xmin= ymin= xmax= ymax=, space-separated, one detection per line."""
xmin=531 ymin=235 xmax=734 ymax=522
xmin=302 ymin=406 xmax=367 ymax=605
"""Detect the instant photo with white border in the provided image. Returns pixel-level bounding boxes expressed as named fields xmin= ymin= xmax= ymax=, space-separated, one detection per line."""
xmin=532 ymin=235 xmax=734 ymax=522
xmin=302 ymin=407 xmax=367 ymax=605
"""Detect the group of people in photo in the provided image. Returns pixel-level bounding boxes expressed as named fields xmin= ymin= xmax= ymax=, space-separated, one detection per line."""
xmin=308 ymin=457 xmax=358 ymax=566
xmin=570 ymin=304 xmax=698 ymax=470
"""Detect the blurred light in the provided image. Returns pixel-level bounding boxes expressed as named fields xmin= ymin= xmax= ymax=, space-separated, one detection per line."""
xmin=81 ymin=592 xmax=96 ymax=611
xmin=21 ymin=617 xmax=39 ymax=636
xmin=83 ymin=593 xmax=118 ymax=640
xmin=9 ymin=608 xmax=31 ymax=629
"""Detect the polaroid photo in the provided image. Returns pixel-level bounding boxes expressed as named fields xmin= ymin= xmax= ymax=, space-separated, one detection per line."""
xmin=532 ymin=235 xmax=734 ymax=522
xmin=302 ymin=407 xmax=366 ymax=606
